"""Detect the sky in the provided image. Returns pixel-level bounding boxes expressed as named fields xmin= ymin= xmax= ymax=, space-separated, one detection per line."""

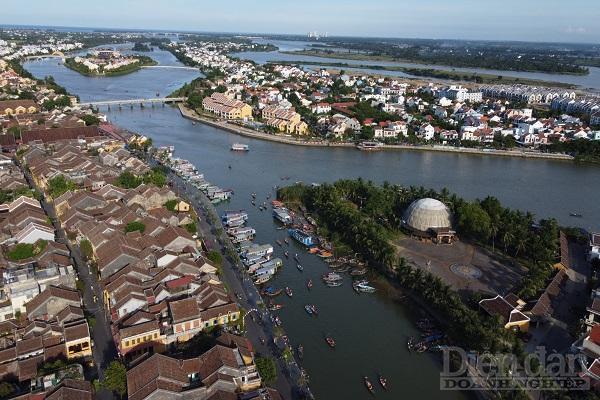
xmin=1 ymin=0 xmax=599 ymax=43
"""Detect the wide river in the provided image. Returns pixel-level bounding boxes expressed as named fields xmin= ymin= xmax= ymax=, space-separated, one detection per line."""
xmin=24 ymin=45 xmax=600 ymax=400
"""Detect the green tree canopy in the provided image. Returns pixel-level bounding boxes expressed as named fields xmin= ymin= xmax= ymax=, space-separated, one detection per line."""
xmin=255 ymin=357 xmax=277 ymax=385
xmin=102 ymin=361 xmax=127 ymax=398
xmin=125 ymin=221 xmax=146 ymax=233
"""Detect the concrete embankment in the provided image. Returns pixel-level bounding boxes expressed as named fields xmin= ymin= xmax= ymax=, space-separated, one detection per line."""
xmin=178 ymin=104 xmax=574 ymax=161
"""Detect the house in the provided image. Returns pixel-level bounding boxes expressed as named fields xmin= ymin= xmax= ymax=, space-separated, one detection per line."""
xmin=202 ymin=92 xmax=253 ymax=120
xmin=310 ymin=102 xmax=331 ymax=114
xmin=590 ymin=233 xmax=600 ymax=261
xmin=156 ymin=226 xmax=195 ymax=253
xmin=418 ymin=124 xmax=435 ymax=141
xmin=479 ymin=294 xmax=529 ymax=332
xmin=25 ymin=286 xmax=82 ymax=321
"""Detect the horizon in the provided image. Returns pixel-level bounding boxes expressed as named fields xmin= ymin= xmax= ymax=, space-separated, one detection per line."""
xmin=1 ymin=0 xmax=599 ymax=44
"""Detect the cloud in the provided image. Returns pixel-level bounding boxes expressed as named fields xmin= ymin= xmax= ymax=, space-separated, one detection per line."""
xmin=564 ymin=26 xmax=587 ymax=34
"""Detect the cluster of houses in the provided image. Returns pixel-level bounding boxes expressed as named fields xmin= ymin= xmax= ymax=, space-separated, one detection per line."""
xmin=71 ymin=49 xmax=142 ymax=74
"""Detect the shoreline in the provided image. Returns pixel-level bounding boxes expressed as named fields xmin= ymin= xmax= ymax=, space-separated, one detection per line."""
xmin=177 ymin=104 xmax=574 ymax=162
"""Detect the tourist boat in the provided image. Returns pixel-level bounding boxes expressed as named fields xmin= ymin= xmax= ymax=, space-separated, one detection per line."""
xmin=285 ymin=287 xmax=293 ymax=297
xmin=288 ymin=228 xmax=315 ymax=247
xmin=350 ymin=268 xmax=367 ymax=276
xmin=262 ymin=287 xmax=283 ymax=297
xmin=378 ymin=375 xmax=388 ymax=390
xmin=354 ymin=281 xmax=376 ymax=293
xmin=326 ymin=281 xmax=342 ymax=287
xmin=322 ymin=272 xmax=343 ymax=282
xmin=297 ymin=344 xmax=304 ymax=360
xmin=297 ymin=264 xmax=303 ymax=271
xmin=231 ymin=143 xmax=249 ymax=151
xmin=317 ymin=250 xmax=333 ymax=258
xmin=254 ymin=274 xmax=273 ymax=285
xmin=325 ymin=336 xmax=336 ymax=348
xmin=304 ymin=305 xmax=313 ymax=315
xmin=268 ymin=304 xmax=283 ymax=311
xmin=307 ymin=279 xmax=313 ymax=290
xmin=357 ymin=141 xmax=384 ymax=151
xmin=243 ymin=244 xmax=274 ymax=259
xmin=273 ymin=207 xmax=293 ymax=224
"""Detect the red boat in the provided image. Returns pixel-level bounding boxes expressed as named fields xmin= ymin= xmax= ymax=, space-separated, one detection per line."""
xmin=285 ymin=287 xmax=293 ymax=297
xmin=364 ymin=376 xmax=374 ymax=393
xmin=325 ymin=336 xmax=336 ymax=348
xmin=378 ymin=375 xmax=388 ymax=390
xmin=307 ymin=279 xmax=313 ymax=290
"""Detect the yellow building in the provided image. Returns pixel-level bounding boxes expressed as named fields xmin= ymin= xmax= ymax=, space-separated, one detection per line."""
xmin=64 ymin=322 xmax=93 ymax=359
xmin=262 ymin=105 xmax=309 ymax=135
xmin=202 ymin=92 xmax=253 ymax=120
xmin=175 ymin=200 xmax=190 ymax=212
xmin=0 ymin=100 xmax=39 ymax=116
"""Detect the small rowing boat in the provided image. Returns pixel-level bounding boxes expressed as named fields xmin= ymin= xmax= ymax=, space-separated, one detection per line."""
xmin=297 ymin=344 xmax=304 ymax=360
xmin=285 ymin=286 xmax=293 ymax=297
xmin=325 ymin=336 xmax=336 ymax=348
xmin=276 ymin=240 xmax=282 ymax=246
xmin=284 ymin=238 xmax=289 ymax=244
xmin=268 ymin=304 xmax=283 ymax=311
xmin=297 ymin=264 xmax=303 ymax=271
xmin=378 ymin=374 xmax=388 ymax=390
xmin=307 ymin=279 xmax=313 ymax=290
xmin=262 ymin=287 xmax=283 ymax=297
xmin=294 ymin=253 xmax=299 ymax=261
xmin=310 ymin=304 xmax=318 ymax=315
xmin=364 ymin=376 xmax=374 ymax=393
xmin=304 ymin=305 xmax=313 ymax=315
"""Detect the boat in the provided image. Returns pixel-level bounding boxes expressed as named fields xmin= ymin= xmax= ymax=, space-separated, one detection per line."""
xmin=294 ymin=253 xmax=299 ymax=261
xmin=254 ymin=274 xmax=273 ymax=285
xmin=297 ymin=344 xmax=304 ymax=360
xmin=284 ymin=251 xmax=289 ymax=258
xmin=357 ymin=141 xmax=384 ymax=151
xmin=570 ymin=212 xmax=583 ymax=217
xmin=231 ymin=143 xmax=249 ymax=151
xmin=354 ymin=281 xmax=376 ymax=293
xmin=326 ymin=281 xmax=342 ymax=287
xmin=268 ymin=304 xmax=283 ymax=311
xmin=273 ymin=207 xmax=293 ymax=224
xmin=304 ymin=305 xmax=313 ymax=315
xmin=378 ymin=375 xmax=388 ymax=390
xmin=262 ymin=287 xmax=283 ymax=297
xmin=288 ymin=228 xmax=315 ymax=247
xmin=322 ymin=272 xmax=343 ymax=282
xmin=297 ymin=264 xmax=303 ymax=271
xmin=364 ymin=376 xmax=375 ymax=393
xmin=276 ymin=240 xmax=283 ymax=246
xmin=273 ymin=316 xmax=282 ymax=326
xmin=309 ymin=304 xmax=318 ymax=315
xmin=285 ymin=287 xmax=293 ymax=297
xmin=284 ymin=238 xmax=289 ymax=245
xmin=325 ymin=336 xmax=336 ymax=348
xmin=307 ymin=279 xmax=313 ymax=289
xmin=350 ymin=268 xmax=367 ymax=276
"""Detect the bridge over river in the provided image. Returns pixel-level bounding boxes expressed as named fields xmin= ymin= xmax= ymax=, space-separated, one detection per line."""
xmin=78 ymin=97 xmax=186 ymax=108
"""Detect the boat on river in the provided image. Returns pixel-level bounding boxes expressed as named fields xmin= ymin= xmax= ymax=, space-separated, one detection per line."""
xmin=325 ymin=336 xmax=336 ymax=348
xmin=297 ymin=264 xmax=303 ymax=271
xmin=322 ymin=272 xmax=343 ymax=282
xmin=262 ymin=287 xmax=283 ymax=297
xmin=357 ymin=141 xmax=384 ymax=151
xmin=570 ymin=212 xmax=583 ymax=217
xmin=297 ymin=344 xmax=304 ymax=360
xmin=309 ymin=304 xmax=318 ymax=315
xmin=284 ymin=251 xmax=289 ymax=258
xmin=285 ymin=286 xmax=293 ymax=297
xmin=304 ymin=305 xmax=313 ymax=315
xmin=350 ymin=268 xmax=367 ymax=276
xmin=268 ymin=304 xmax=283 ymax=311
xmin=378 ymin=375 xmax=388 ymax=390
xmin=254 ymin=274 xmax=272 ymax=285
xmin=288 ymin=228 xmax=315 ymax=247
xmin=353 ymin=281 xmax=376 ymax=293
xmin=231 ymin=143 xmax=249 ymax=151
xmin=326 ymin=281 xmax=342 ymax=287
xmin=364 ymin=376 xmax=375 ymax=393
xmin=306 ymin=279 xmax=313 ymax=290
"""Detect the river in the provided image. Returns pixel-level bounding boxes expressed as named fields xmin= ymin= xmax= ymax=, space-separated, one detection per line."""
xmin=232 ymin=38 xmax=600 ymax=92
xmin=23 ymin=45 xmax=600 ymax=400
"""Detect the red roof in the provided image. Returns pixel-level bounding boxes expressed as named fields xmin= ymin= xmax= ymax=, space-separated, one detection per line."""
xmin=590 ymin=325 xmax=600 ymax=346
xmin=165 ymin=275 xmax=193 ymax=289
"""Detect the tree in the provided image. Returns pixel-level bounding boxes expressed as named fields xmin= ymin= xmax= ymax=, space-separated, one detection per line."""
xmin=255 ymin=357 xmax=277 ymax=384
xmin=80 ymin=239 xmax=93 ymax=260
xmin=7 ymin=125 xmax=21 ymax=140
xmin=207 ymin=250 xmax=223 ymax=266
xmin=456 ymin=202 xmax=492 ymax=241
xmin=81 ymin=114 xmax=100 ymax=126
xmin=0 ymin=381 xmax=15 ymax=398
xmin=102 ymin=361 xmax=127 ymax=399
xmin=47 ymin=175 xmax=77 ymax=198
xmin=125 ymin=221 xmax=145 ymax=233
xmin=164 ymin=199 xmax=178 ymax=212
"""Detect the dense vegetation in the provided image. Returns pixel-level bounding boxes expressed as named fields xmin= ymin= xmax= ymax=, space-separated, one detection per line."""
xmin=7 ymin=240 xmax=48 ymax=261
xmin=116 ymin=168 xmax=166 ymax=189
xmin=64 ymin=55 xmax=156 ymax=77
xmin=132 ymin=42 xmax=152 ymax=52
xmin=125 ymin=221 xmax=146 ymax=233
xmin=542 ymin=139 xmax=600 ymax=164
xmin=0 ymin=186 xmax=39 ymax=205
xmin=278 ymin=179 xmax=562 ymax=349
xmin=47 ymin=175 xmax=78 ymax=198
xmin=255 ymin=357 xmax=277 ymax=384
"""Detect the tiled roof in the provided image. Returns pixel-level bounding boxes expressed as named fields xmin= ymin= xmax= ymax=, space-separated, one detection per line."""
xmin=169 ymin=297 xmax=200 ymax=323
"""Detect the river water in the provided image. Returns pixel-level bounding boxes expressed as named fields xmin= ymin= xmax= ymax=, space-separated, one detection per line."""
xmin=23 ymin=45 xmax=600 ymax=400
xmin=232 ymin=39 xmax=600 ymax=92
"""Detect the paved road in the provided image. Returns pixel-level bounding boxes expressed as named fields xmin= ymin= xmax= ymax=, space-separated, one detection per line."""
xmin=21 ymin=165 xmax=116 ymax=400
xmin=163 ymin=163 xmax=312 ymax=400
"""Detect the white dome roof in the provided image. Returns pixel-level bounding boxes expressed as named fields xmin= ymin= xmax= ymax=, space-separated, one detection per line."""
xmin=403 ymin=198 xmax=452 ymax=232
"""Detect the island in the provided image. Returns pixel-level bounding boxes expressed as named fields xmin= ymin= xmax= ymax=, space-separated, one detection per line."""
xmin=64 ymin=48 xmax=157 ymax=76
xmin=132 ymin=41 xmax=152 ymax=52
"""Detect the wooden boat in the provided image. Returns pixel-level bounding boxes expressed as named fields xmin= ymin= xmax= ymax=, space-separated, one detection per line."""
xmin=294 ymin=253 xmax=299 ymax=261
xmin=284 ymin=251 xmax=289 ymax=258
xmin=285 ymin=287 xmax=293 ymax=297
xmin=307 ymin=279 xmax=313 ymax=290
xmin=262 ymin=287 xmax=283 ymax=297
xmin=364 ymin=376 xmax=375 ymax=393
xmin=326 ymin=281 xmax=342 ymax=287
xmin=304 ymin=305 xmax=313 ymax=315
xmin=297 ymin=264 xmax=303 ymax=271
xmin=325 ymin=336 xmax=336 ymax=348
xmin=268 ymin=304 xmax=283 ymax=311
xmin=318 ymin=251 xmax=333 ymax=258
xmin=378 ymin=375 xmax=388 ymax=390
xmin=284 ymin=238 xmax=289 ymax=244
xmin=570 ymin=212 xmax=583 ymax=217
xmin=350 ymin=268 xmax=367 ymax=276
xmin=276 ymin=240 xmax=283 ymax=246
xmin=310 ymin=304 xmax=318 ymax=315
xmin=297 ymin=344 xmax=304 ymax=360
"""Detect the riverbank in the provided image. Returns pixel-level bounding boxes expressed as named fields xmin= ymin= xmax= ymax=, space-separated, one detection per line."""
xmin=272 ymin=60 xmax=578 ymax=89
xmin=178 ymin=104 xmax=574 ymax=161
xmin=281 ymin=50 xmax=589 ymax=76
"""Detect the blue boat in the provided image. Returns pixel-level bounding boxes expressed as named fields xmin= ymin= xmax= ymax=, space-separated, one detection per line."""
xmin=288 ymin=228 xmax=315 ymax=247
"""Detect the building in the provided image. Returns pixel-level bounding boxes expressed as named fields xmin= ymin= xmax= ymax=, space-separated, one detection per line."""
xmin=262 ymin=105 xmax=308 ymax=135
xmin=479 ymin=294 xmax=530 ymax=332
xmin=0 ymin=100 xmax=39 ymax=116
xmin=402 ymin=198 xmax=455 ymax=243
xmin=202 ymin=92 xmax=253 ymax=120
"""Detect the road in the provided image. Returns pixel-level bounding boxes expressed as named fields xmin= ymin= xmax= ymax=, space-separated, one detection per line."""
xmin=21 ymin=164 xmax=117 ymax=400
xmin=161 ymin=160 xmax=312 ymax=400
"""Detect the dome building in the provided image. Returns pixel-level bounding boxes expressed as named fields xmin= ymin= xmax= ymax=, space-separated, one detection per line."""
xmin=402 ymin=198 xmax=456 ymax=243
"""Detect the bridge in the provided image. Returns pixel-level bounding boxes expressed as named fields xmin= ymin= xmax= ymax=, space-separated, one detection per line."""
xmin=78 ymin=97 xmax=186 ymax=108
xmin=140 ymin=65 xmax=199 ymax=71
xmin=25 ymin=51 xmax=66 ymax=61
